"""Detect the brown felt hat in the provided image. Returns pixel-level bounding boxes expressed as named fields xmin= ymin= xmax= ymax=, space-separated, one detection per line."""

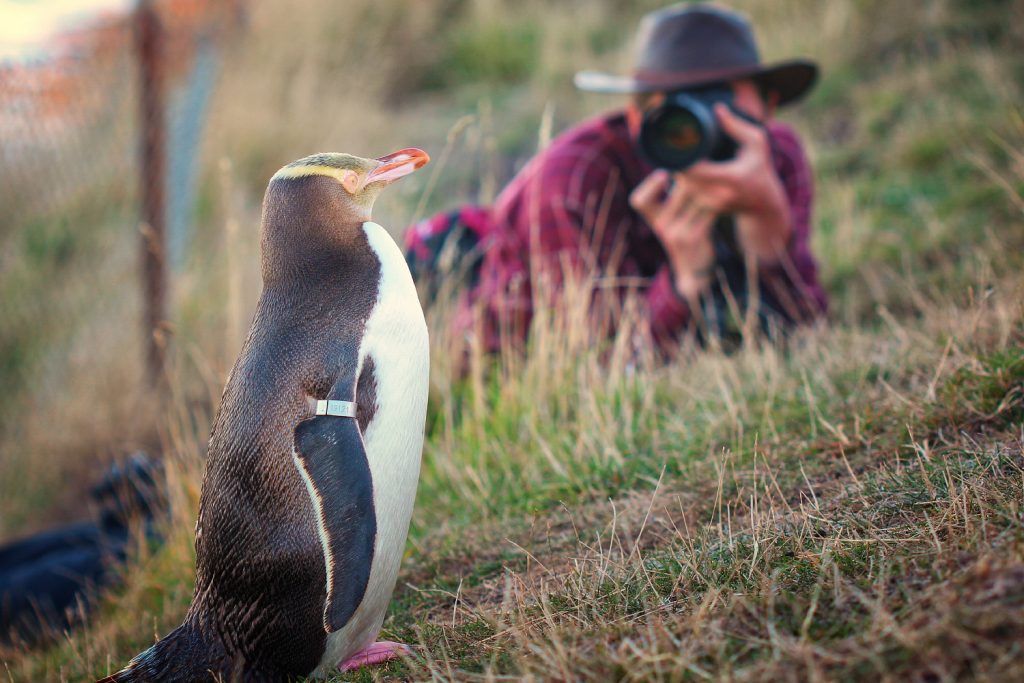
xmin=575 ymin=3 xmax=818 ymax=106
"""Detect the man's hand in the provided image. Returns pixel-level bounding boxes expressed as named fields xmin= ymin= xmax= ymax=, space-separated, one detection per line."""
xmin=630 ymin=169 xmax=716 ymax=302
xmin=631 ymin=103 xmax=793 ymax=301
xmin=683 ymin=104 xmax=792 ymax=263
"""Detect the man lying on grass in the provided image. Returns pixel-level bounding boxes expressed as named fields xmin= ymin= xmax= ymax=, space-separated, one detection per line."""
xmin=405 ymin=3 xmax=828 ymax=355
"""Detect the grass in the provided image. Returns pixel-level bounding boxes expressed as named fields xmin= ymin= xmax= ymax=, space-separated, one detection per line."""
xmin=2 ymin=0 xmax=1024 ymax=680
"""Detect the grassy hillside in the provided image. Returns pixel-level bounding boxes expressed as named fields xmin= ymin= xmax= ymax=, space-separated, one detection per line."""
xmin=2 ymin=0 xmax=1023 ymax=680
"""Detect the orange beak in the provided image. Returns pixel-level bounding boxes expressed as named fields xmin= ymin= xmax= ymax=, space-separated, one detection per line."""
xmin=365 ymin=148 xmax=430 ymax=185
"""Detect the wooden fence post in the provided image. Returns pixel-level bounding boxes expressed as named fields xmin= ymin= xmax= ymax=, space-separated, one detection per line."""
xmin=136 ymin=0 xmax=167 ymax=386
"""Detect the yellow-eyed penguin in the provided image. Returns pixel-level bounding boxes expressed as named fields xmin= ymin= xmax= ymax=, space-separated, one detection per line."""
xmin=100 ymin=148 xmax=431 ymax=681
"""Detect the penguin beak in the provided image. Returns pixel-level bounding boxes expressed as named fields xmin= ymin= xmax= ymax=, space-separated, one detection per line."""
xmin=365 ymin=148 xmax=430 ymax=186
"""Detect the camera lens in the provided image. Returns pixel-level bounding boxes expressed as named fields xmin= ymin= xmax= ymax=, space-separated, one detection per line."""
xmin=637 ymin=86 xmax=749 ymax=171
xmin=638 ymin=93 xmax=716 ymax=171
xmin=652 ymin=108 xmax=704 ymax=157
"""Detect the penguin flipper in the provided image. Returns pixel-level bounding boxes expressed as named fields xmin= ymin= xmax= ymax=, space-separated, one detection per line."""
xmin=293 ymin=415 xmax=376 ymax=633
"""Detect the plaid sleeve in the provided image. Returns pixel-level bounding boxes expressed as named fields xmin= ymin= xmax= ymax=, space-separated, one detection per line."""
xmin=465 ymin=129 xmax=695 ymax=352
xmin=764 ymin=122 xmax=828 ymax=318
xmin=525 ymin=140 xmax=701 ymax=345
xmin=478 ymin=144 xmax=617 ymax=352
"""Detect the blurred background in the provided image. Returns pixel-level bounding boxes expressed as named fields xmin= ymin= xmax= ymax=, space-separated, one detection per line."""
xmin=0 ymin=0 xmax=1022 ymax=673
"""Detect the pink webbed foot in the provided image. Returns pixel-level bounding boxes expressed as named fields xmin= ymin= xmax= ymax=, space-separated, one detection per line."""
xmin=340 ymin=641 xmax=412 ymax=672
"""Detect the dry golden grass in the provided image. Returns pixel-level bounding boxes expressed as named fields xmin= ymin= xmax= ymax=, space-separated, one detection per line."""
xmin=394 ymin=256 xmax=1024 ymax=681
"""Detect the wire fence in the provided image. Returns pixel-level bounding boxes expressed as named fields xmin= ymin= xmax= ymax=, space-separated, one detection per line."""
xmin=0 ymin=1 xmax=241 ymax=475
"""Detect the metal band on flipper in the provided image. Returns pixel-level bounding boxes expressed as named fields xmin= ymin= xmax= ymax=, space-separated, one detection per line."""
xmin=315 ymin=400 xmax=357 ymax=418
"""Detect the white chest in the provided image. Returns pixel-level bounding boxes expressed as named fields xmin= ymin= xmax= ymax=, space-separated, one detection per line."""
xmin=311 ymin=221 xmax=429 ymax=677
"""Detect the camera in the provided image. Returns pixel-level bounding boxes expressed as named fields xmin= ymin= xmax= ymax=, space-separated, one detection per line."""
xmin=638 ymin=85 xmax=754 ymax=171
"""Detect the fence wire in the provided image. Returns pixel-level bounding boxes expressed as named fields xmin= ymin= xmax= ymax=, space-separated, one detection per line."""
xmin=0 ymin=1 xmax=240 ymax=462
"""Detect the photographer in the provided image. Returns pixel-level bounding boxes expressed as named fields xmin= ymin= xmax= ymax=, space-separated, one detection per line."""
xmin=406 ymin=3 xmax=827 ymax=354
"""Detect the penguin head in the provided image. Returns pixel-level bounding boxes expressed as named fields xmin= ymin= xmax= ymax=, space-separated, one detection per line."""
xmin=260 ymin=149 xmax=429 ymax=281
xmin=269 ymin=148 xmax=430 ymax=220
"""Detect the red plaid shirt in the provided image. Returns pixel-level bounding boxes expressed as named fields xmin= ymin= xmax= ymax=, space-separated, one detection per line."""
xmin=451 ymin=110 xmax=826 ymax=351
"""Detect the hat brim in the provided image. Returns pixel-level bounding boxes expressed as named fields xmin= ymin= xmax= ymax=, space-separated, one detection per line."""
xmin=574 ymin=59 xmax=818 ymax=107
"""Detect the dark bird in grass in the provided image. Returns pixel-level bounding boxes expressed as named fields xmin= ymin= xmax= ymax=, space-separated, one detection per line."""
xmin=100 ymin=148 xmax=431 ymax=682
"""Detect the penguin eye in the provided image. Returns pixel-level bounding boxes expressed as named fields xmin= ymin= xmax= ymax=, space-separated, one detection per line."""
xmin=339 ymin=170 xmax=362 ymax=195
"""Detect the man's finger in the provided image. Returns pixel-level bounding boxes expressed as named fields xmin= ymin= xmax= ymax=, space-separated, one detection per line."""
xmin=686 ymin=158 xmax=738 ymax=184
xmin=680 ymin=201 xmax=713 ymax=231
xmin=695 ymin=210 xmax=716 ymax=237
xmin=715 ymin=103 xmax=763 ymax=145
xmin=664 ymin=176 xmax=694 ymax=217
xmin=629 ymin=169 xmax=671 ymax=215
